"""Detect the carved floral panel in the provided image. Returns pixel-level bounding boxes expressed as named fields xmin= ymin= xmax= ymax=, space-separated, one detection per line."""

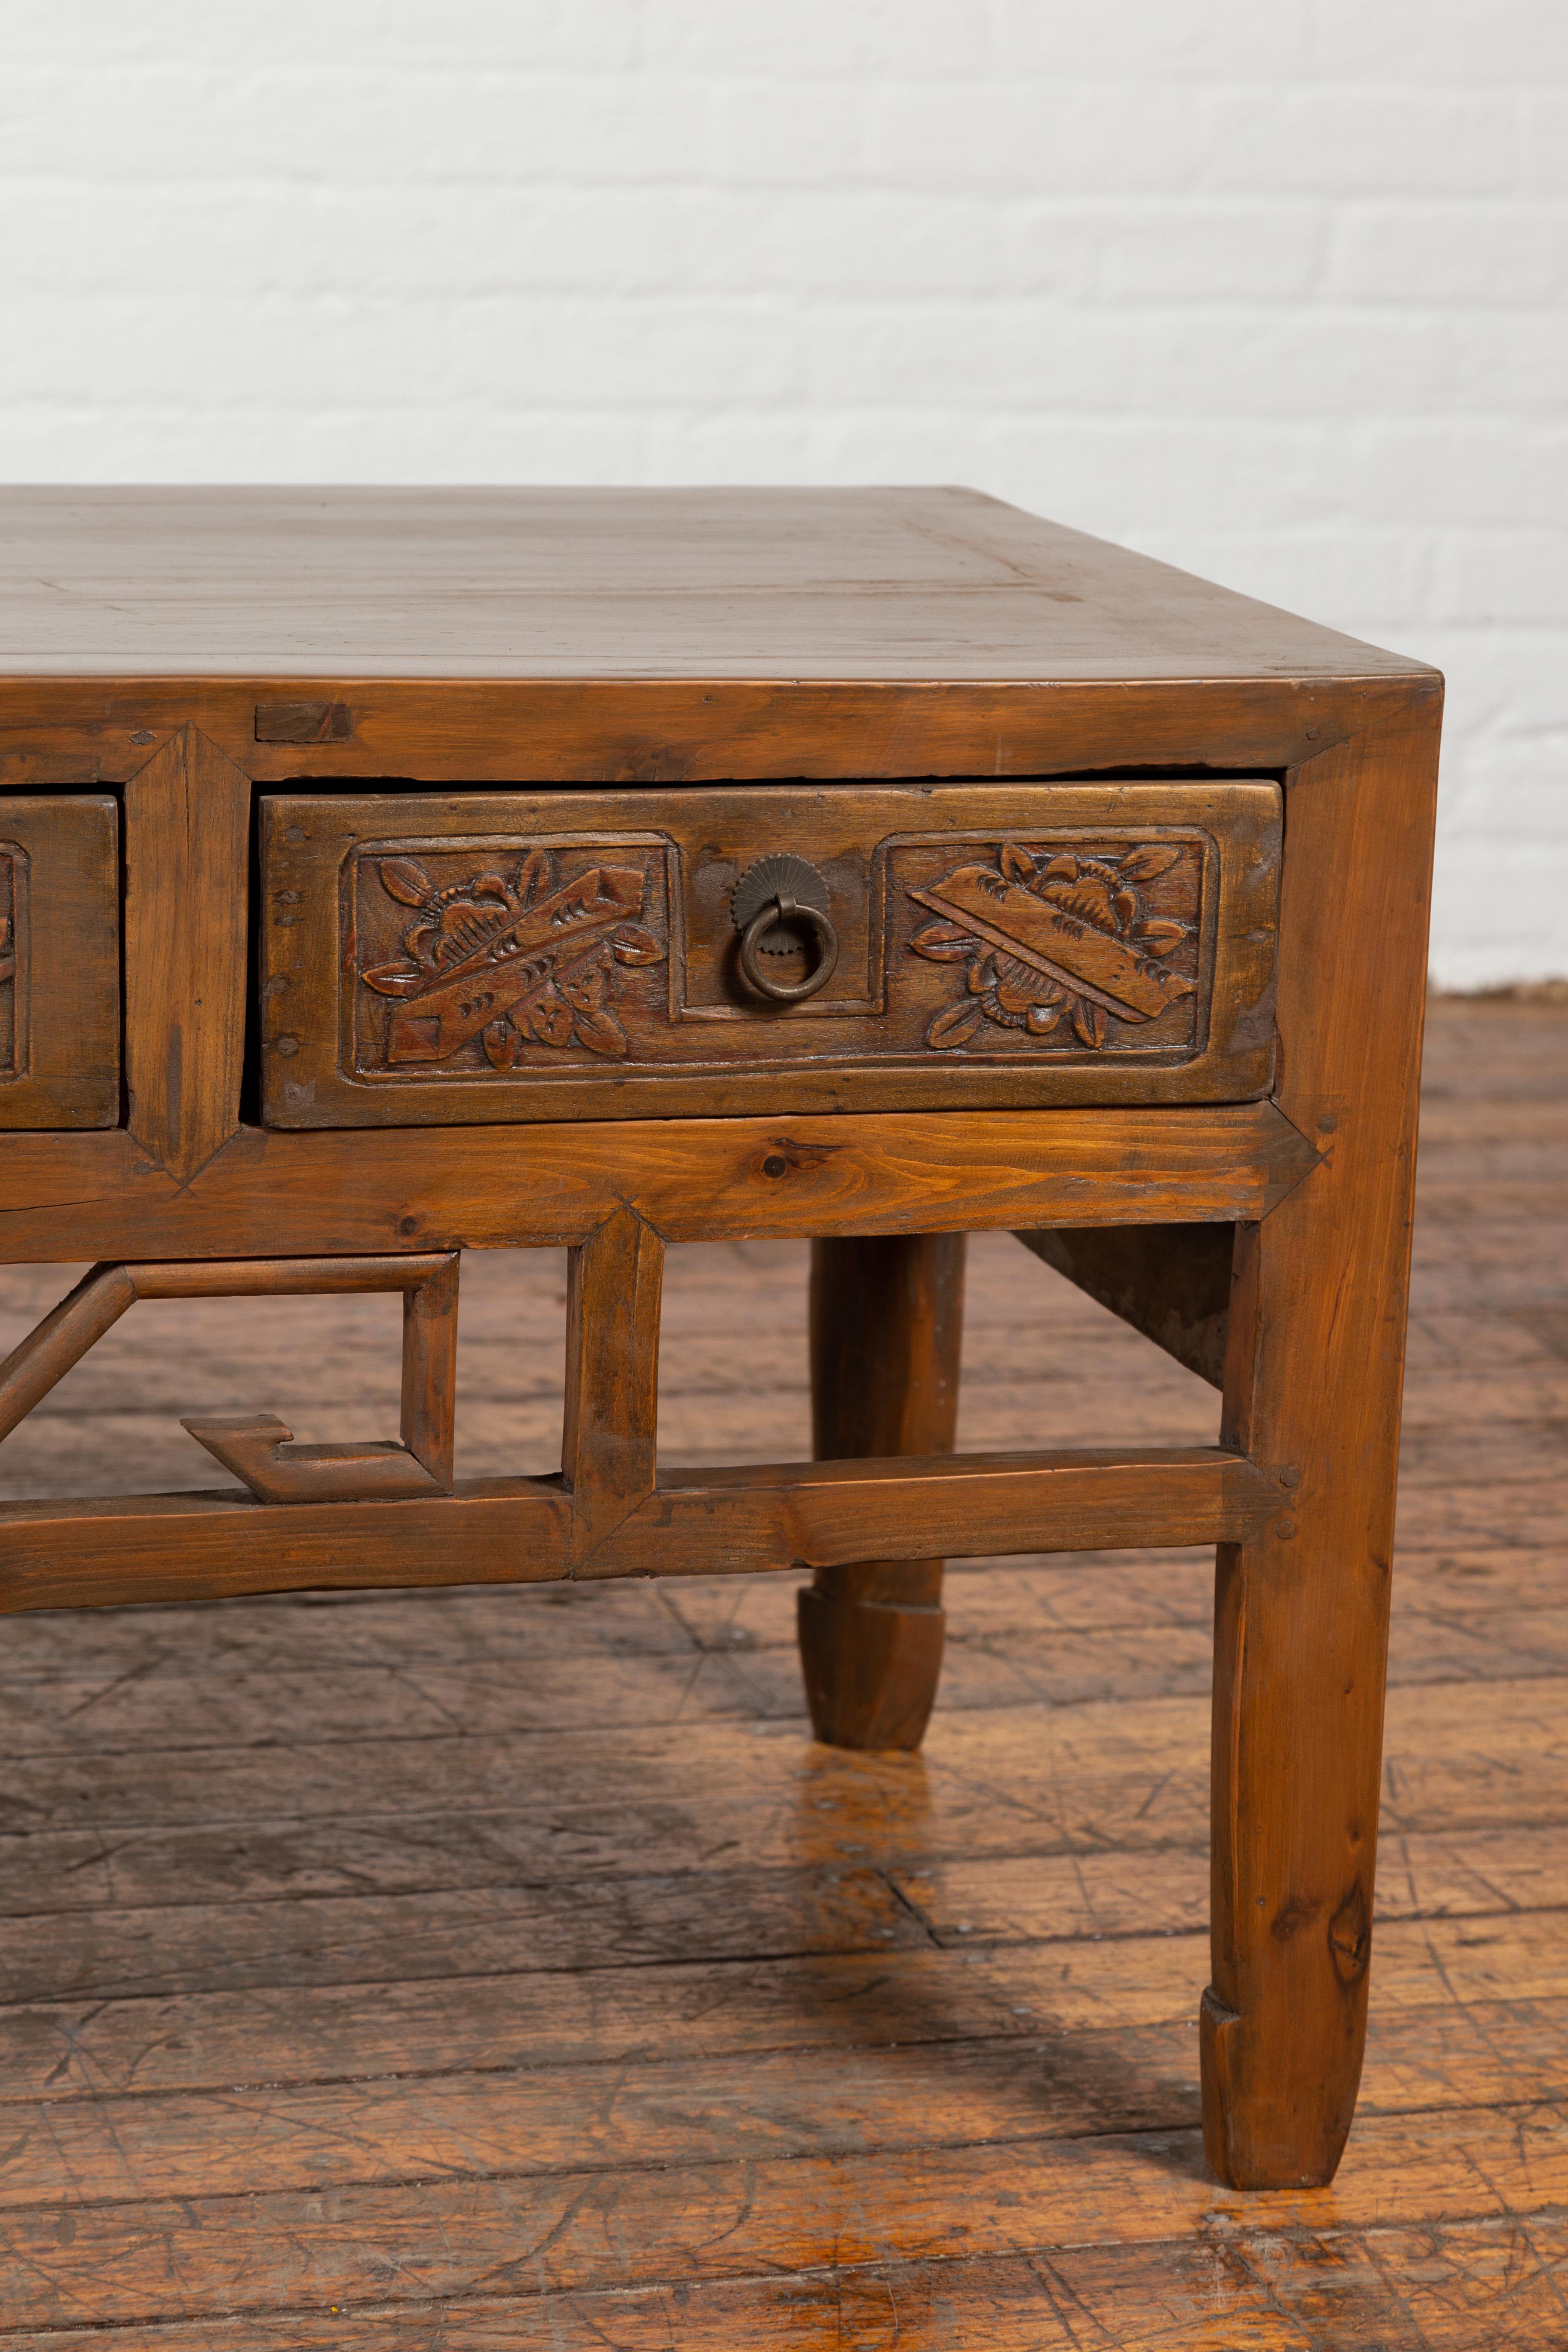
xmin=345 ymin=828 xmax=1206 ymax=1078
xmin=351 ymin=841 xmax=669 ymax=1078
xmin=262 ymin=787 xmax=1277 ymax=1126
xmin=897 ymin=835 xmax=1203 ymax=1057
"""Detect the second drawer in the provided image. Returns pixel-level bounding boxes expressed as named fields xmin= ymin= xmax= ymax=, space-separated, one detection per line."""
xmin=259 ymin=779 xmax=1280 ymax=1127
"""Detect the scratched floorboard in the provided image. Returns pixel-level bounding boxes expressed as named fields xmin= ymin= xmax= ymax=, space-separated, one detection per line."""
xmin=0 ymin=995 xmax=1566 ymax=2346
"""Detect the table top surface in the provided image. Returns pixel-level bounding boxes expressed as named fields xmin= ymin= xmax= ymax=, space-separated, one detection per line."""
xmin=0 ymin=486 xmax=1431 ymax=686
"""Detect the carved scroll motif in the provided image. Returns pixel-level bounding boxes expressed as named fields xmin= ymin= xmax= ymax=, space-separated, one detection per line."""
xmin=356 ymin=846 xmax=666 ymax=1074
xmin=0 ymin=847 xmax=18 ymax=1080
xmin=906 ymin=839 xmax=1200 ymax=1053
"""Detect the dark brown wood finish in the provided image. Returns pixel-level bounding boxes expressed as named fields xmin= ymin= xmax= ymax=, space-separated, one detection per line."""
xmin=800 ymin=1235 xmax=966 ymax=1750
xmin=0 ymin=487 xmax=1440 ymax=2208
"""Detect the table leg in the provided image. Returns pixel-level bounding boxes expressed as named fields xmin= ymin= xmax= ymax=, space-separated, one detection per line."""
xmin=797 ymin=1233 xmax=966 ymax=1750
xmin=1201 ymin=703 xmax=1439 ymax=2187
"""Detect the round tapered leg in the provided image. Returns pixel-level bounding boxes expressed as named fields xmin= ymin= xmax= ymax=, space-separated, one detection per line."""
xmin=798 ymin=1233 xmax=965 ymax=1751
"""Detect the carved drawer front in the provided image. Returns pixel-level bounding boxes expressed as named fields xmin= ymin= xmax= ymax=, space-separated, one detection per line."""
xmin=259 ymin=781 xmax=1280 ymax=1127
xmin=0 ymin=795 xmax=119 ymax=1130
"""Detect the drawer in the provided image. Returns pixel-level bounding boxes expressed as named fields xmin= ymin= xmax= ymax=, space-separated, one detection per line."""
xmin=259 ymin=780 xmax=1280 ymax=1127
xmin=0 ymin=794 xmax=120 ymax=1129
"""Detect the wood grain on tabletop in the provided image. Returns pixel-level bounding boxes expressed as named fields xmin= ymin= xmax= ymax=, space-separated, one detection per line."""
xmin=0 ymin=492 xmax=1439 ymax=817
xmin=0 ymin=995 xmax=1564 ymax=2341
xmin=0 ymin=486 xmax=1430 ymax=682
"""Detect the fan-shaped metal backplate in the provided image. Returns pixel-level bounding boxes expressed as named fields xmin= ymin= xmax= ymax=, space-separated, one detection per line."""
xmin=731 ymin=854 xmax=833 ymax=956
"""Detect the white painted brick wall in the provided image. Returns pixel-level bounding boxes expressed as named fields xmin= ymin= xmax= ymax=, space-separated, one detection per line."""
xmin=3 ymin=0 xmax=1564 ymax=983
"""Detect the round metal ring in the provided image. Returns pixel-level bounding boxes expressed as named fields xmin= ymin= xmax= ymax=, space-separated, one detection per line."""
xmin=737 ymin=891 xmax=839 ymax=1003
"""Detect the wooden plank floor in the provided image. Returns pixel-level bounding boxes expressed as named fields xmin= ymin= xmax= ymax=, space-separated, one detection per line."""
xmin=0 ymin=994 xmax=1565 ymax=2346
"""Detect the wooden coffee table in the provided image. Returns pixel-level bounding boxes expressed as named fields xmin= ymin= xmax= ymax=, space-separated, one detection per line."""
xmin=0 ymin=487 xmax=1440 ymax=2190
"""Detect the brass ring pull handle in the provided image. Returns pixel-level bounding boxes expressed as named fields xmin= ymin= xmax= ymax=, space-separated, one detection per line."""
xmin=738 ymin=893 xmax=839 ymax=1002
xmin=731 ymin=854 xmax=839 ymax=1004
